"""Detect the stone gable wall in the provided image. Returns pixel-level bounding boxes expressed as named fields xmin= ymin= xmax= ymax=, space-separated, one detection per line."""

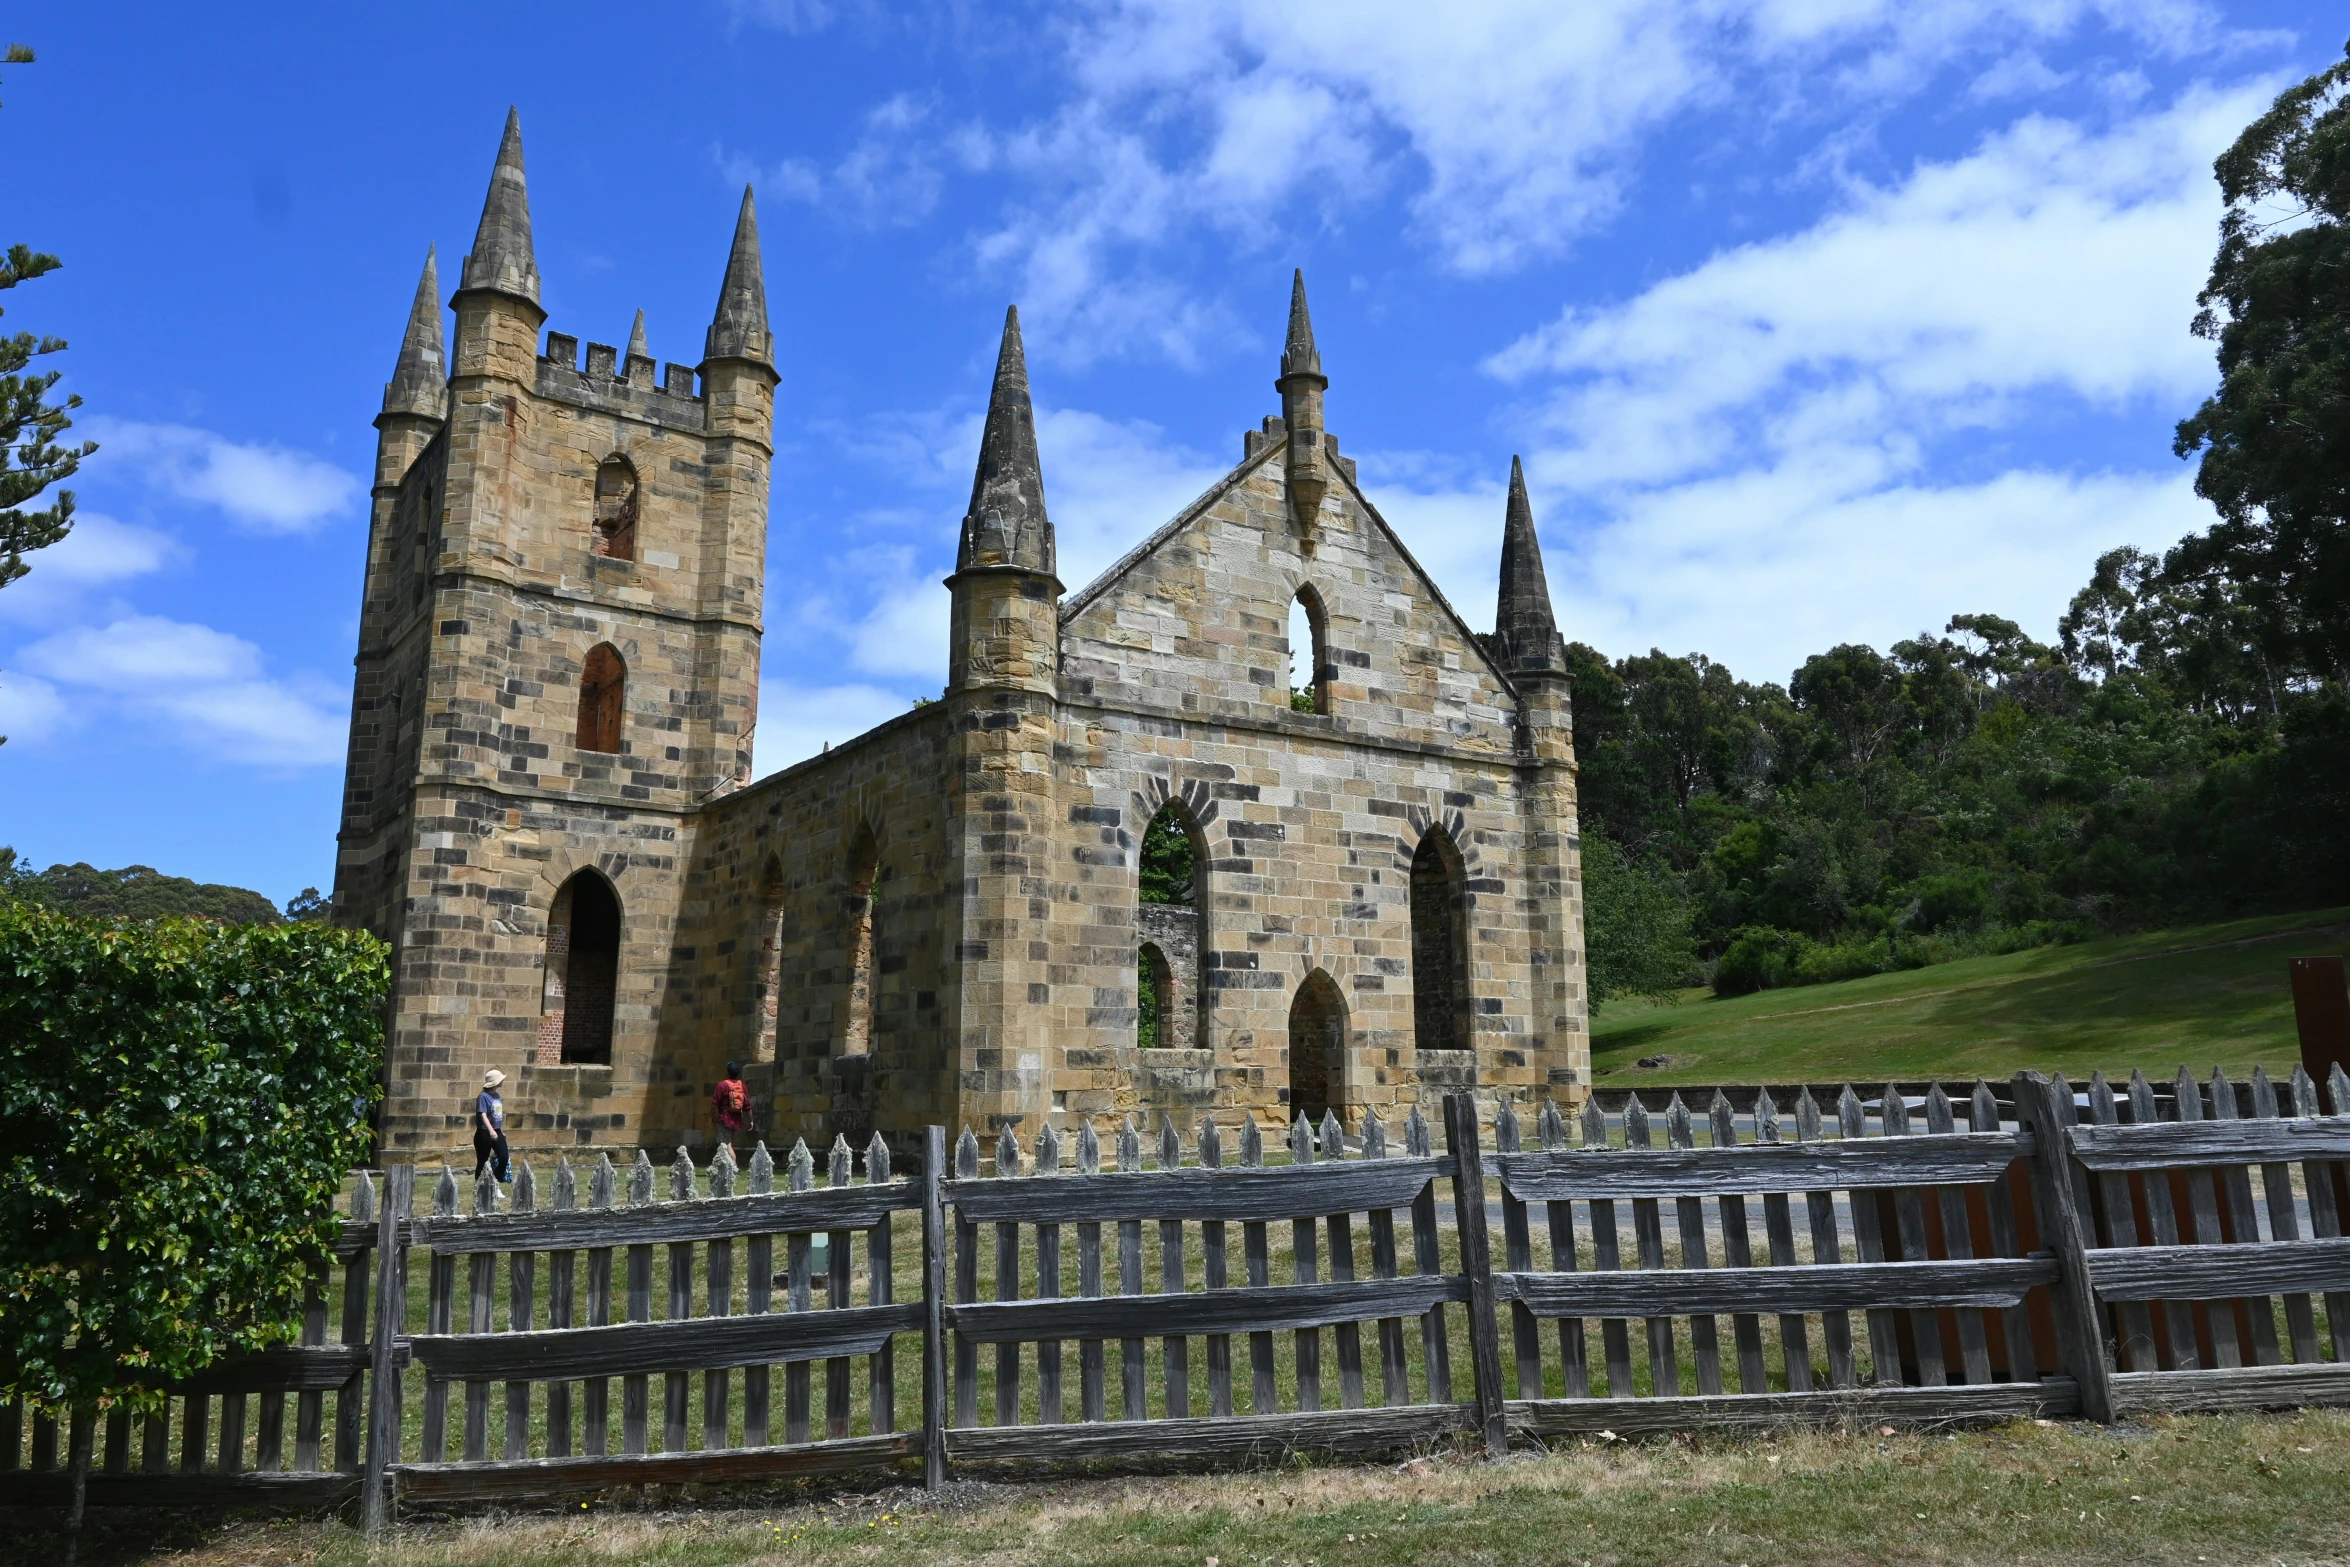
xmin=1045 ymin=444 xmax=1586 ymax=1135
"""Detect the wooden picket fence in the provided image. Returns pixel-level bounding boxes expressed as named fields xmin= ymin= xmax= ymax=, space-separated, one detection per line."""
xmin=3 ymin=1069 xmax=2347 ymax=1524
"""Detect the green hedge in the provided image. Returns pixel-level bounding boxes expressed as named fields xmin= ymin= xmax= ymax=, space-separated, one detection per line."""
xmin=0 ymin=907 xmax=387 ymax=1416
xmin=1710 ymin=919 xmax=2084 ymax=997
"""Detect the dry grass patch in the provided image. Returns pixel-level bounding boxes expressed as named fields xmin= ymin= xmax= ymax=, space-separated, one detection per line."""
xmin=14 ymin=1410 xmax=2350 ymax=1567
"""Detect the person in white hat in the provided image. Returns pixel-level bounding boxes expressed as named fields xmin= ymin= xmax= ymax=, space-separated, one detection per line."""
xmin=473 ymin=1069 xmax=511 ymax=1183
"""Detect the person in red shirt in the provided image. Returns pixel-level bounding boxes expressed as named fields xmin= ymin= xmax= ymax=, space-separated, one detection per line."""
xmin=712 ymin=1061 xmax=751 ymax=1152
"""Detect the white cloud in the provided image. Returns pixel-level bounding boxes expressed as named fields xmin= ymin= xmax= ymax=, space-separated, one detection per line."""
xmin=0 ymin=512 xmax=179 ymax=627
xmin=849 ymin=569 xmax=951 ymax=681
xmin=1553 ymin=466 xmax=2210 ymax=682
xmin=1969 ymin=50 xmax=2075 ymax=101
xmin=805 ymin=398 xmax=1228 ymax=689
xmin=15 ymin=616 xmax=346 ymax=766
xmin=87 ymin=419 xmax=362 ymax=533
xmin=922 ymin=0 xmax=2251 ymax=362
xmin=1447 ymin=86 xmax=2273 ymax=678
xmin=17 ymin=512 xmax=176 ymax=586
xmin=753 ymin=680 xmax=915 ymax=778
xmin=0 ymin=671 xmax=67 ymax=744
xmin=1492 ymin=88 xmax=2258 ymax=489
xmin=1037 ymin=406 xmax=1229 ymax=592
xmin=724 ymin=95 xmax=947 ymax=227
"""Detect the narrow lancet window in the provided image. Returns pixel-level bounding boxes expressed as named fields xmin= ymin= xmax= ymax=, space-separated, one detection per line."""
xmin=577 ymin=643 xmax=626 ymax=753
xmin=1288 ymin=586 xmax=1329 ymax=713
xmin=1410 ymin=828 xmax=1470 ymax=1055
xmin=592 ymin=456 xmax=638 ymax=561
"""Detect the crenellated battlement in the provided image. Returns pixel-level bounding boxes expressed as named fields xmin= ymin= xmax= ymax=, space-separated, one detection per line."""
xmin=537 ymin=330 xmax=706 ymax=429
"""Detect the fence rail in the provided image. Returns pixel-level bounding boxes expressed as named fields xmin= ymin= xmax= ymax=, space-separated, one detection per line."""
xmin=4 ymin=1065 xmax=2347 ymax=1523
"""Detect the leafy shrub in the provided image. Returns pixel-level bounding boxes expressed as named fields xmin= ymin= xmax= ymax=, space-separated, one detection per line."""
xmin=1712 ymin=925 xmax=1808 ymax=996
xmin=1583 ymin=832 xmax=1698 ymax=1008
xmin=1712 ymin=918 xmax=2084 ymax=997
xmin=0 ymin=907 xmax=388 ymax=1418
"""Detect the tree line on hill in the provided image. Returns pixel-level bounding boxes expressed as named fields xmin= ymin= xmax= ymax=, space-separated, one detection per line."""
xmin=0 ymin=848 xmax=324 ymax=925
xmin=1579 ymin=45 xmax=2350 ymax=1008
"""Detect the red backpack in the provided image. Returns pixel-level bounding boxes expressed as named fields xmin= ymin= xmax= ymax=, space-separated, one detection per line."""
xmin=718 ymin=1079 xmax=747 ymax=1115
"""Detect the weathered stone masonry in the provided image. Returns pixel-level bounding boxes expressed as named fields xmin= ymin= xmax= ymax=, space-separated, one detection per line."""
xmin=337 ymin=119 xmax=1591 ymax=1169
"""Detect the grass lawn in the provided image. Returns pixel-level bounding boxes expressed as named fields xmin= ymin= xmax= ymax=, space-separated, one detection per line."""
xmin=29 ymin=1410 xmax=2350 ymax=1567
xmin=1590 ymin=907 xmax=2350 ymax=1090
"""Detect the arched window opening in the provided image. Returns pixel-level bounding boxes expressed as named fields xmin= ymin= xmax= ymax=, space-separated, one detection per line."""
xmin=577 ymin=643 xmax=625 ymax=753
xmin=841 ymin=828 xmax=880 ymax=1057
xmin=1139 ymin=800 xmax=1208 ymax=1050
xmin=751 ymin=856 xmax=785 ymax=1065
xmin=1139 ymin=806 xmax=1197 ymax=908
xmin=592 ymin=456 xmax=639 ymax=561
xmin=1410 ymin=828 xmax=1471 ymax=1055
xmin=1287 ymin=586 xmax=1329 ymax=714
xmin=1287 ymin=969 xmax=1346 ymax=1127
xmin=542 ymin=870 xmax=620 ymax=1066
xmin=1137 ymin=942 xmax=1174 ymax=1048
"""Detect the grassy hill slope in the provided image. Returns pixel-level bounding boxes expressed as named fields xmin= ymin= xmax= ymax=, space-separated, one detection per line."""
xmin=1589 ymin=907 xmax=2350 ymax=1088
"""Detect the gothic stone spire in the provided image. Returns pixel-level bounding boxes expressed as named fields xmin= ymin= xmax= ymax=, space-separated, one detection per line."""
xmin=1280 ymin=267 xmax=1322 ymax=381
xmin=626 ymin=309 xmax=649 ymax=364
xmin=956 ymin=305 xmax=1053 ymax=576
xmin=382 ymin=246 xmax=446 ymax=420
xmin=704 ymin=185 xmax=772 ymax=367
xmin=458 ymin=107 xmax=540 ymax=306
xmin=1275 ymin=269 xmax=1330 ymax=536
xmin=1493 ymin=455 xmax=1566 ymax=678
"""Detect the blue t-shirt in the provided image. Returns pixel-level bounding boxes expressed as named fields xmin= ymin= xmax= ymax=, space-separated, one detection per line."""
xmin=476 ymin=1090 xmax=504 ymax=1132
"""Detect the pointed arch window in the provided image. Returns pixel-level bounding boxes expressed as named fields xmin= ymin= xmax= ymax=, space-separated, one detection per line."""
xmin=1288 ymin=970 xmax=1346 ymax=1127
xmin=577 ymin=643 xmax=625 ymax=753
xmin=592 ymin=456 xmax=639 ymax=561
xmin=541 ymin=870 xmax=620 ymax=1066
xmin=841 ymin=828 xmax=880 ymax=1058
xmin=1287 ymin=585 xmax=1329 ymax=714
xmin=1139 ymin=800 xmax=1209 ymax=1050
xmin=1410 ymin=828 xmax=1471 ymax=1055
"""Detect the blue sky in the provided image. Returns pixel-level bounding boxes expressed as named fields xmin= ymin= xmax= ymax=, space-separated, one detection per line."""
xmin=0 ymin=1 xmax=2328 ymax=902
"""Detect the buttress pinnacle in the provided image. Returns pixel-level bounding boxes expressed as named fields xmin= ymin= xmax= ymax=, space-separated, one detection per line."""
xmin=1493 ymin=456 xmax=1566 ymax=678
xmin=704 ymin=186 xmax=772 ymax=367
xmin=382 ymin=246 xmax=446 ymax=420
xmin=458 ymin=107 xmax=540 ymax=307
xmin=1279 ymin=268 xmax=1323 ymax=382
xmin=956 ymin=306 xmax=1054 ymax=576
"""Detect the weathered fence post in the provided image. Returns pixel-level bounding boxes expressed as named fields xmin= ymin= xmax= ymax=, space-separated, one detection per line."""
xmin=2011 ymin=1072 xmax=2114 ymax=1423
xmin=1443 ymin=1093 xmax=1508 ymax=1454
xmin=362 ymin=1163 xmax=412 ymax=1534
xmin=921 ymin=1125 xmax=949 ymax=1490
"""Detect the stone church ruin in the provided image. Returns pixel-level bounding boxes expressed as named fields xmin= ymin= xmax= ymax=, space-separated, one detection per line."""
xmin=333 ymin=111 xmax=1593 ymax=1165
